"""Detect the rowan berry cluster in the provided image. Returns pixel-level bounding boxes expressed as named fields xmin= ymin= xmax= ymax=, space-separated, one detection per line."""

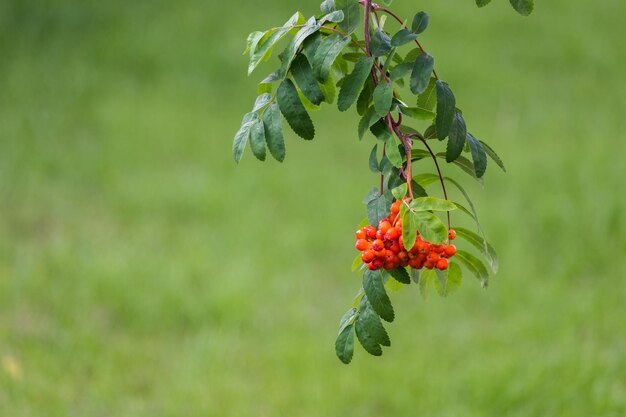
xmin=355 ymin=199 xmax=457 ymax=271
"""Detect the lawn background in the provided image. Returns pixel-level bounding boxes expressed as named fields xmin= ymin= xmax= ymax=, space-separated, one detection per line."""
xmin=1 ymin=0 xmax=625 ymax=415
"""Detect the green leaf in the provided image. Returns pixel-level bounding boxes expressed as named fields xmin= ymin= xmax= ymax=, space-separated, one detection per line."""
xmin=369 ymin=119 xmax=392 ymax=141
xmin=352 ymin=252 xmax=364 ymax=271
xmin=363 ymin=269 xmax=395 ymax=322
xmin=249 ymin=119 xmax=267 ymax=161
xmin=433 ymin=262 xmax=462 ymax=296
xmin=320 ymin=0 xmax=335 ymax=13
xmin=388 ymin=267 xmax=411 ymax=285
xmin=410 ymin=197 xmax=457 ymax=212
xmin=417 ymin=78 xmax=437 ymax=111
xmin=279 ymin=18 xmax=321 ymax=77
xmin=233 ymin=112 xmax=257 ymax=163
xmin=370 ymin=28 xmax=392 ymax=57
xmin=410 ymin=53 xmax=434 ymax=95
xmin=400 ymin=106 xmax=435 ymax=120
xmin=466 ymin=133 xmax=487 ymax=178
xmin=277 ymin=79 xmax=315 ymax=140
xmin=435 ymin=80 xmax=456 ymax=139
xmin=373 ymin=80 xmax=393 ymax=117
xmin=475 ymin=0 xmax=492 ymax=7
xmin=357 ymin=77 xmax=375 ymax=116
xmin=359 ymin=297 xmax=391 ymax=346
xmin=243 ymin=31 xmax=264 ymax=55
xmin=290 ymin=54 xmax=325 ymax=105
xmin=320 ymin=73 xmax=337 ymax=104
xmin=480 ymin=140 xmax=506 ymax=172
xmin=263 ymin=103 xmax=286 ymax=162
xmin=454 ymin=226 xmax=498 ymax=273
xmin=369 ymin=144 xmax=379 ymax=172
xmin=338 ymin=307 xmax=358 ymax=332
xmin=335 ymin=324 xmax=355 ymax=364
xmin=358 ymin=106 xmax=380 ymax=140
xmin=321 ymin=10 xmax=345 ymax=24
xmin=509 ymin=0 xmax=534 ymax=16
xmin=252 ymin=93 xmax=272 ymax=112
xmin=455 ymin=250 xmax=490 ymax=288
xmin=400 ymin=202 xmax=418 ymax=251
xmin=248 ymin=12 xmax=301 ymax=75
xmin=303 ymin=31 xmax=323 ymax=60
xmin=385 ymin=136 xmax=403 ymax=168
xmin=313 ymin=34 xmax=352 ymax=83
xmin=365 ymin=187 xmax=393 ymax=226
xmin=391 ymin=183 xmax=407 ymax=200
xmin=391 ymin=29 xmax=418 ymax=47
xmin=411 ymin=11 xmax=429 ymax=34
xmin=415 ymin=211 xmax=448 ymax=244
xmin=446 ymin=112 xmax=467 ymax=162
xmin=390 ymin=62 xmax=413 ymax=81
xmin=335 ymin=0 xmax=360 ymax=33
xmin=419 ymin=268 xmax=435 ymax=299
xmin=338 ymin=57 xmax=375 ymax=111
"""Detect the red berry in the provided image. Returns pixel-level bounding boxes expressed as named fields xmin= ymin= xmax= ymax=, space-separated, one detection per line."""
xmin=378 ymin=220 xmax=392 ymax=234
xmin=388 ymin=241 xmax=401 ymax=254
xmin=367 ymin=262 xmax=379 ymax=270
xmin=372 ymin=239 xmax=385 ymax=252
xmin=426 ymin=252 xmax=440 ymax=262
xmin=424 ymin=260 xmax=435 ymax=269
xmin=390 ymin=200 xmax=401 ymax=214
xmin=355 ymin=239 xmax=369 ymax=251
xmin=356 ymin=228 xmax=367 ymax=240
xmin=365 ymin=226 xmax=377 ymax=239
xmin=436 ymin=258 xmax=449 ymax=270
xmin=371 ymin=258 xmax=384 ymax=270
xmin=443 ymin=244 xmax=457 ymax=257
xmin=385 ymin=227 xmax=400 ymax=240
xmin=362 ymin=250 xmax=376 ymax=263
xmin=448 ymin=229 xmax=457 ymax=240
xmin=376 ymin=229 xmax=385 ymax=240
xmin=408 ymin=258 xmax=423 ymax=269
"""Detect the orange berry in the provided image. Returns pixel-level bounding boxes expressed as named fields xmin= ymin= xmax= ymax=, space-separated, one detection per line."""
xmin=424 ymin=260 xmax=435 ymax=269
xmin=362 ymin=250 xmax=376 ymax=263
xmin=408 ymin=258 xmax=423 ymax=269
xmin=436 ymin=258 xmax=449 ymax=270
xmin=443 ymin=244 xmax=457 ymax=257
xmin=365 ymin=226 xmax=377 ymax=239
xmin=390 ymin=200 xmax=401 ymax=214
xmin=355 ymin=239 xmax=369 ymax=251
xmin=376 ymin=229 xmax=385 ymax=240
xmin=448 ymin=229 xmax=457 ymax=240
xmin=385 ymin=227 xmax=400 ymax=240
xmin=426 ymin=252 xmax=440 ymax=262
xmin=378 ymin=220 xmax=392 ymax=234
xmin=356 ymin=228 xmax=367 ymax=240
xmin=372 ymin=239 xmax=385 ymax=252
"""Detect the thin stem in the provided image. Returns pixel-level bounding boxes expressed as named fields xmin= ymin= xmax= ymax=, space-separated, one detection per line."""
xmin=364 ymin=0 xmax=372 ymax=56
xmin=418 ymin=136 xmax=451 ymax=229
xmin=388 ymin=114 xmax=414 ymax=200
xmin=380 ymin=143 xmax=386 ymax=194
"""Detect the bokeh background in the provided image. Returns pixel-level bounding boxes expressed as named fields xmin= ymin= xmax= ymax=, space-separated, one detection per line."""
xmin=1 ymin=0 xmax=625 ymax=415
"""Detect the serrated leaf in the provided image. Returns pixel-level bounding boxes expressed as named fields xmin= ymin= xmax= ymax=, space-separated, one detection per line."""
xmin=358 ymin=106 xmax=380 ymax=140
xmin=248 ymin=12 xmax=301 ymax=75
xmin=368 ymin=144 xmax=379 ymax=173
xmin=388 ymin=267 xmax=411 ymax=284
xmin=411 ymin=11 xmax=429 ymax=34
xmin=480 ymin=140 xmax=506 ymax=172
xmin=385 ymin=136 xmax=403 ymax=168
xmin=355 ymin=309 xmax=382 ymax=355
xmin=370 ymin=28 xmax=392 ymax=57
xmin=391 ymin=183 xmax=407 ymax=200
xmin=357 ymin=77 xmax=374 ymax=116
xmin=454 ymin=227 xmax=498 ymax=273
xmin=277 ymin=79 xmax=315 ymax=140
xmin=400 ymin=202 xmax=419 ymax=251
xmin=338 ymin=307 xmax=358 ymax=332
xmin=335 ymin=0 xmax=360 ymax=33
xmin=320 ymin=0 xmax=335 ymax=13
xmin=417 ymin=78 xmax=437 ymax=111
xmin=338 ymin=57 xmax=375 ymax=111
xmin=313 ymin=34 xmax=352 ymax=83
xmin=410 ymin=53 xmax=434 ymax=95
xmin=466 ymin=133 xmax=487 ymax=178
xmin=321 ymin=10 xmax=345 ymax=24
xmin=279 ymin=18 xmax=321 ymax=77
xmin=447 ymin=112 xmax=467 ymax=162
xmin=303 ymin=31 xmax=323 ymax=60
xmin=509 ymin=0 xmax=534 ymax=16
xmin=252 ymin=93 xmax=272 ymax=112
xmin=455 ymin=250 xmax=490 ymax=288
xmin=435 ymin=80 xmax=456 ymax=140
xmin=335 ymin=324 xmax=355 ymax=364
xmin=415 ymin=211 xmax=448 ymax=244
xmin=433 ymin=262 xmax=462 ymax=296
xmin=400 ymin=106 xmax=435 ymax=120
xmin=390 ymin=62 xmax=413 ymax=81
xmin=370 ymin=119 xmax=392 ymax=141
xmin=359 ymin=297 xmax=391 ymax=346
xmin=233 ymin=112 xmax=258 ymax=163
xmin=410 ymin=197 xmax=457 ymax=212
xmin=419 ymin=268 xmax=435 ymax=299
xmin=366 ymin=187 xmax=393 ymax=226
xmin=373 ymin=80 xmax=393 ymax=117
xmin=290 ymin=54 xmax=325 ymax=105
xmin=391 ymin=29 xmax=418 ymax=47
xmin=363 ymin=270 xmax=394 ymax=322
xmin=249 ymin=119 xmax=267 ymax=161
xmin=476 ymin=0 xmax=492 ymax=7
xmin=263 ymin=103 xmax=286 ymax=162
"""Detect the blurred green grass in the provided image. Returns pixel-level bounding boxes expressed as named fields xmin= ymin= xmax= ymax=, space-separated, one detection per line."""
xmin=1 ymin=0 xmax=625 ymax=415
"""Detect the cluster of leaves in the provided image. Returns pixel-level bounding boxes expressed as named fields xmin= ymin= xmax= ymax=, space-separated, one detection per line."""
xmin=234 ymin=0 xmax=531 ymax=364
